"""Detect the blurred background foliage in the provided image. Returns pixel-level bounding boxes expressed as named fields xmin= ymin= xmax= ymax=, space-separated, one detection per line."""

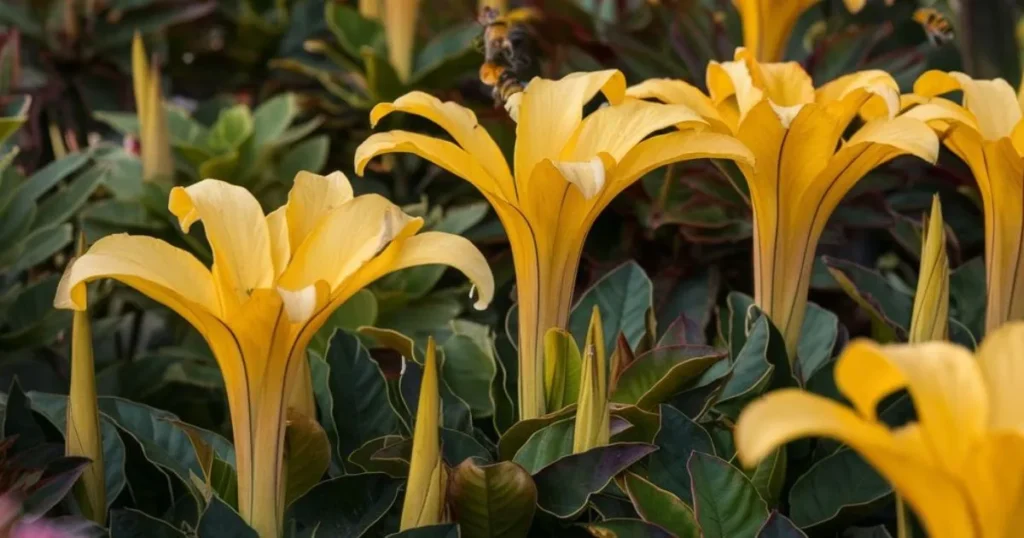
xmin=0 ymin=0 xmax=1022 ymax=535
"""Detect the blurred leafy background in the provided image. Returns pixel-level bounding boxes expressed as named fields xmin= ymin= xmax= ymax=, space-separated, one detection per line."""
xmin=0 ymin=0 xmax=1020 ymax=536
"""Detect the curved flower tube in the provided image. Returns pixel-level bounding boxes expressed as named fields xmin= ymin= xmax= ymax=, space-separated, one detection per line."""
xmin=736 ymin=0 xmax=866 ymax=62
xmin=355 ymin=70 xmax=754 ymax=419
xmin=628 ymin=49 xmax=939 ymax=359
xmin=53 ymin=172 xmax=493 ymax=538
xmin=735 ymin=322 xmax=1024 ymax=538
xmin=904 ymin=71 xmax=1024 ymax=334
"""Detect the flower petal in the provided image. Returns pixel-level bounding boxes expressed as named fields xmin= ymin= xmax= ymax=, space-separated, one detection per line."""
xmin=755 ymin=61 xmax=815 ymax=107
xmin=370 ymin=91 xmax=515 ymax=199
xmin=625 ymin=79 xmax=732 ymax=133
xmin=266 ymin=206 xmax=290 ymax=278
xmin=55 ymin=234 xmax=220 ymax=317
xmin=168 ymin=180 xmax=275 ymax=311
xmin=707 ymin=58 xmax=762 ymax=121
xmin=278 ymin=194 xmax=421 ymax=293
xmin=976 ymin=322 xmax=1024 ymax=431
xmin=355 ymin=131 xmax=506 ymax=200
xmin=382 ymin=231 xmax=494 ymax=310
xmin=914 ymin=70 xmax=1021 ymax=140
xmin=550 ymin=156 xmax=609 ymax=201
xmin=514 ymin=70 xmax=626 ymax=184
xmin=285 ymin=171 xmax=354 ymax=250
xmin=561 ymin=99 xmax=708 ymax=162
xmin=735 ymin=0 xmax=818 ymax=62
xmin=734 ymin=389 xmax=975 ymax=538
xmin=838 ymin=339 xmax=988 ymax=472
xmin=977 ymin=139 xmax=1024 ymax=332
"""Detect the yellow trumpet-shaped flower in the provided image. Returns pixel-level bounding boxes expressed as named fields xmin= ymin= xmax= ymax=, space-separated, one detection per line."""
xmin=383 ymin=0 xmax=420 ymax=83
xmin=736 ymin=0 xmax=866 ymax=62
xmin=628 ymin=49 xmax=939 ymax=358
xmin=355 ymin=71 xmax=754 ymax=419
xmin=909 ymin=195 xmax=949 ymax=343
xmin=573 ymin=307 xmax=609 ymax=454
xmin=735 ymin=322 xmax=1024 ymax=538
xmin=131 ymin=32 xmax=173 ymax=184
xmin=65 ymin=236 xmax=105 ymax=525
xmin=53 ymin=172 xmax=493 ymax=538
xmin=904 ymin=71 xmax=1024 ymax=334
xmin=400 ymin=337 xmax=447 ymax=530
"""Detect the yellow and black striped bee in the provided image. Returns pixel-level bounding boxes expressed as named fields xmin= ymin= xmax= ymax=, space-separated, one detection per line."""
xmin=478 ymin=7 xmax=538 ymax=112
xmin=913 ymin=7 xmax=954 ymax=46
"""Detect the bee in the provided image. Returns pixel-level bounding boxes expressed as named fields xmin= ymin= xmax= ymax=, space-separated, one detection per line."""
xmin=478 ymin=7 xmax=538 ymax=113
xmin=913 ymin=7 xmax=954 ymax=46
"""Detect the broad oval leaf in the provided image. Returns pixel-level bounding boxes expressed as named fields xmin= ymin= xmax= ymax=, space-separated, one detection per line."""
xmin=533 ymin=443 xmax=657 ymax=518
xmin=647 ymin=405 xmax=715 ymax=504
xmin=287 ymin=472 xmax=403 ymax=538
xmin=197 ymin=495 xmax=256 ymax=538
xmin=512 ymin=417 xmax=575 ymax=474
xmin=788 ymin=447 xmax=890 ymax=529
xmin=687 ymin=452 xmax=768 ymax=538
xmin=497 ymin=405 xmax=576 ymax=460
xmin=623 ymin=472 xmax=700 ymax=538
xmin=610 ymin=346 xmax=725 ymax=409
xmin=449 ymin=459 xmax=537 ymax=538
xmin=569 ymin=261 xmax=653 ymax=354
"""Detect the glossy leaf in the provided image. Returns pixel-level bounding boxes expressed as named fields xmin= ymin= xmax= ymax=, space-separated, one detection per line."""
xmin=387 ymin=524 xmax=461 ymax=538
xmin=788 ymin=448 xmax=890 ymax=529
xmin=497 ymin=405 xmax=576 ymax=460
xmin=687 ymin=452 xmax=768 ymax=538
xmin=647 ymin=405 xmax=715 ymax=504
xmin=610 ymin=345 xmax=725 ymax=409
xmin=197 ymin=495 xmax=257 ymax=538
xmin=109 ymin=508 xmax=187 ymax=538
xmin=623 ymin=472 xmax=700 ymax=538
xmin=756 ymin=512 xmax=807 ymax=537
xmin=512 ymin=417 xmax=575 ymax=474
xmin=581 ymin=519 xmax=674 ymax=538
xmin=533 ymin=443 xmax=656 ymax=518
xmin=543 ymin=328 xmax=582 ymax=412
xmin=287 ymin=473 xmax=403 ymax=537
xmin=449 ymin=459 xmax=537 ymax=538
xmin=569 ymin=261 xmax=653 ymax=354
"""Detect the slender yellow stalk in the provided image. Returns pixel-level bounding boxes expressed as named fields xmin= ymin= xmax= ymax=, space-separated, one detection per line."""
xmin=383 ymin=0 xmax=420 ymax=83
xmin=736 ymin=0 xmax=866 ymax=62
xmin=628 ymin=50 xmax=938 ymax=358
xmin=65 ymin=235 xmax=105 ymax=525
xmin=908 ymin=195 xmax=949 ymax=343
xmin=54 ymin=172 xmax=494 ymax=538
xmin=906 ymin=71 xmax=1024 ymax=334
xmin=356 ymin=71 xmax=754 ymax=419
xmin=573 ymin=307 xmax=608 ymax=454
xmin=400 ymin=337 xmax=447 ymax=530
xmin=735 ymin=322 xmax=1024 ymax=538
xmin=359 ymin=0 xmax=381 ymax=19
xmin=131 ymin=33 xmax=173 ymax=184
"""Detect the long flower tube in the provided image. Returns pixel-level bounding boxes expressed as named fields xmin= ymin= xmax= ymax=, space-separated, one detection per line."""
xmin=903 ymin=71 xmax=1024 ymax=334
xmin=628 ymin=49 xmax=939 ymax=360
xmin=355 ymin=70 xmax=754 ymax=419
xmin=736 ymin=0 xmax=866 ymax=62
xmin=53 ymin=172 xmax=493 ymax=538
xmin=735 ymin=322 xmax=1024 ymax=538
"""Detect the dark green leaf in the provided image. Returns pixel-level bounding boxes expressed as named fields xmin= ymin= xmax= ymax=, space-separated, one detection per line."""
xmin=442 ymin=331 xmax=497 ymax=419
xmin=19 ymin=153 xmax=91 ymax=203
xmin=795 ymin=303 xmax=839 ymax=384
xmin=533 ymin=443 xmax=656 ymax=518
xmin=197 ymin=495 xmax=257 ymax=538
xmin=277 ymin=135 xmax=330 ymax=181
xmin=287 ymin=473 xmax=402 ymax=538
xmin=322 ymin=330 xmax=402 ymax=468
xmin=610 ymin=346 xmax=725 ymax=409
xmin=623 ymin=472 xmax=700 ymax=538
xmin=497 ymin=406 xmax=576 ymax=461
xmin=348 ymin=435 xmax=408 ymax=477
xmin=512 ymin=417 xmax=574 ymax=474
xmin=10 ymin=224 xmax=72 ymax=274
xmin=2 ymin=379 xmax=45 ymax=451
xmin=756 ymin=512 xmax=807 ymax=537
xmin=687 ymin=452 xmax=768 ymax=538
xmin=648 ymin=406 xmax=714 ymax=504
xmin=252 ymin=94 xmax=298 ymax=148
xmin=950 ymin=257 xmax=986 ymax=340
xmin=788 ymin=448 xmax=890 ymax=529
xmin=449 ymin=459 xmax=536 ymax=538
xmin=284 ymin=409 xmax=331 ymax=507
xmin=569 ymin=261 xmax=653 ymax=354
xmin=110 ymin=508 xmax=188 ymax=538
xmin=324 ymin=3 xmax=384 ymax=58
xmin=28 ymin=392 xmax=128 ymax=510
xmin=715 ymin=317 xmax=775 ymax=419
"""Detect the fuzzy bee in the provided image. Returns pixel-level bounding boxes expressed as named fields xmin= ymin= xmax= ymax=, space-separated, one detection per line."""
xmin=913 ymin=7 xmax=954 ymax=46
xmin=478 ymin=7 xmax=538 ymax=113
